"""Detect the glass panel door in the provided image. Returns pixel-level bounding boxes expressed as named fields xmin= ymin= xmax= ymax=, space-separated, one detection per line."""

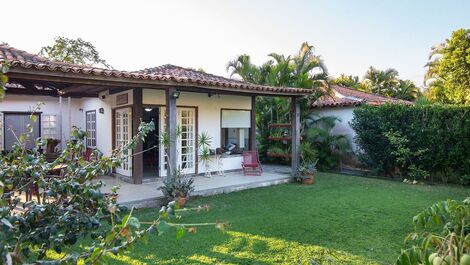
xmin=159 ymin=107 xmax=196 ymax=176
xmin=115 ymin=107 xmax=132 ymax=176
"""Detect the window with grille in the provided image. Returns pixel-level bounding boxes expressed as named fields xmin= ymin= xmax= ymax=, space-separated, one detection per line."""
xmin=42 ymin=114 xmax=59 ymax=140
xmin=86 ymin=110 xmax=97 ymax=148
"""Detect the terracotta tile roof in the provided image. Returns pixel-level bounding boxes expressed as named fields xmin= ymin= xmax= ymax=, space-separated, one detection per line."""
xmin=311 ymin=85 xmax=412 ymax=108
xmin=0 ymin=44 xmax=311 ymax=95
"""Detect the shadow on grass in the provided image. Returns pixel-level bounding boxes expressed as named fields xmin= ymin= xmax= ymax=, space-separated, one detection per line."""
xmin=100 ymin=230 xmax=377 ymax=265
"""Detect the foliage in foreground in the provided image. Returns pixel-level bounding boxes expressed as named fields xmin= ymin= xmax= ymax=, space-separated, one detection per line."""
xmin=397 ymin=197 xmax=470 ymax=265
xmin=351 ymin=103 xmax=470 ymax=184
xmin=0 ymin=113 xmax=218 ymax=264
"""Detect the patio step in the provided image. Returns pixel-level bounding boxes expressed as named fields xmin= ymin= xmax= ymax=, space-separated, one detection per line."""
xmin=119 ymin=175 xmax=293 ymax=209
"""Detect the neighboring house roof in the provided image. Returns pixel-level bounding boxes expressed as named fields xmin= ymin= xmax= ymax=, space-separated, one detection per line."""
xmin=311 ymin=85 xmax=412 ymax=108
xmin=0 ymin=44 xmax=311 ymax=96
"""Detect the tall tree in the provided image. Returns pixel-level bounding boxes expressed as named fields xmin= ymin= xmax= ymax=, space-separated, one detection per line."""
xmin=227 ymin=42 xmax=328 ymax=160
xmin=363 ymin=66 xmax=399 ymax=96
xmin=394 ymin=79 xmax=419 ymax=101
xmin=331 ymin=74 xmax=361 ymax=89
xmin=39 ymin=36 xmax=112 ymax=69
xmin=424 ymin=29 xmax=470 ymax=104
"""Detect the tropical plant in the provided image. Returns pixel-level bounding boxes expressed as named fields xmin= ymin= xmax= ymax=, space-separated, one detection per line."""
xmin=396 ymin=198 xmax=470 ymax=265
xmin=304 ymin=114 xmax=350 ymax=170
xmin=363 ymin=66 xmax=399 ymax=96
xmin=331 ymin=74 xmax=361 ymax=89
xmin=39 ymin=36 xmax=112 ymax=68
xmin=198 ymin=132 xmax=213 ymax=177
xmin=159 ymin=168 xmax=194 ymax=199
xmin=227 ymin=42 xmax=328 ymax=162
xmin=294 ymin=159 xmax=319 ymax=182
xmin=424 ymin=28 xmax=470 ymax=105
xmin=394 ymin=79 xmax=420 ymax=101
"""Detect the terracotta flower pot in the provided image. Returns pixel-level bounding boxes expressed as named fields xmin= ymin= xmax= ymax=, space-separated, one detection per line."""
xmin=302 ymin=176 xmax=314 ymax=185
xmin=177 ymin=196 xmax=188 ymax=208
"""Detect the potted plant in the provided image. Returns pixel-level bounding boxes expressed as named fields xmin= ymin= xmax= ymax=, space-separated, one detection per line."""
xmin=295 ymin=160 xmax=318 ymax=185
xmin=173 ymin=172 xmax=195 ymax=207
xmin=159 ymin=169 xmax=194 ymax=208
xmin=198 ymin=132 xmax=213 ymax=177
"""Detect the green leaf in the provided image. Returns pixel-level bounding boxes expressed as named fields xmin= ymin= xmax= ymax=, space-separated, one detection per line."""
xmin=1 ymin=218 xmax=13 ymax=228
xmin=157 ymin=221 xmax=171 ymax=235
xmin=127 ymin=217 xmax=140 ymax=229
xmin=176 ymin=227 xmax=185 ymax=239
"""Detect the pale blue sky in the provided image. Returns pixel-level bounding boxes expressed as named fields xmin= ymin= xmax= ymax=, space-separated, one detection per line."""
xmin=2 ymin=0 xmax=470 ymax=86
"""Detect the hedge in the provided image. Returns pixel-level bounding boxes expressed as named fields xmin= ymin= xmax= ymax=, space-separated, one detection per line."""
xmin=350 ymin=104 xmax=470 ymax=184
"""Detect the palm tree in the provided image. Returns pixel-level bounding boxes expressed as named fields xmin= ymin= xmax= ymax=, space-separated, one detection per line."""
xmin=393 ymin=80 xmax=419 ymax=101
xmin=303 ymin=114 xmax=350 ymax=170
xmin=331 ymin=74 xmax=361 ymax=89
xmin=226 ymin=54 xmax=264 ymax=84
xmin=363 ymin=66 xmax=399 ymax=96
xmin=291 ymin=42 xmax=329 ymax=89
xmin=227 ymin=42 xmax=328 ymax=90
xmin=227 ymin=42 xmax=329 ymax=161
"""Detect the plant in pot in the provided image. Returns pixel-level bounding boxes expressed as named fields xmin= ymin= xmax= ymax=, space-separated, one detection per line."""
xmin=159 ymin=168 xmax=195 ymax=208
xmin=295 ymin=159 xmax=319 ymax=185
xmin=198 ymin=132 xmax=213 ymax=177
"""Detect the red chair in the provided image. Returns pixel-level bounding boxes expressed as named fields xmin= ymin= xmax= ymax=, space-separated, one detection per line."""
xmin=83 ymin=148 xmax=93 ymax=161
xmin=241 ymin=150 xmax=263 ymax=176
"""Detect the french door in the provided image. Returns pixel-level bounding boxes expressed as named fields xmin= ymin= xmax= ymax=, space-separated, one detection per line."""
xmin=115 ymin=107 xmax=132 ymax=176
xmin=159 ymin=107 xmax=196 ymax=176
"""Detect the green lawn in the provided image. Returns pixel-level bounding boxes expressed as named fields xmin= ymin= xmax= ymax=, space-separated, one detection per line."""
xmin=81 ymin=173 xmax=468 ymax=264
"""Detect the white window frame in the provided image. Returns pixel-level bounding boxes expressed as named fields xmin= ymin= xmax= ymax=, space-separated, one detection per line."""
xmin=86 ymin=110 xmax=97 ymax=148
xmin=221 ymin=109 xmax=251 ymax=152
xmin=42 ymin=114 xmax=59 ymax=140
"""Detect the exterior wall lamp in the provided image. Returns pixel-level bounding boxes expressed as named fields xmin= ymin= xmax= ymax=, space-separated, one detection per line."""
xmin=171 ymin=91 xmax=181 ymax=99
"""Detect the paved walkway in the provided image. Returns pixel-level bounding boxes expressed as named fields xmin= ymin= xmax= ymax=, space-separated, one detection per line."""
xmin=98 ymin=165 xmax=292 ymax=208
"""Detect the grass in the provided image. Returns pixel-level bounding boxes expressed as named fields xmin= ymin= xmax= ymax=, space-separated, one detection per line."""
xmin=76 ymin=173 xmax=468 ymax=264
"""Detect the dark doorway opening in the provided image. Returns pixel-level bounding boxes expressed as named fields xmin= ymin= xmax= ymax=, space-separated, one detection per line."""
xmin=142 ymin=107 xmax=160 ymax=179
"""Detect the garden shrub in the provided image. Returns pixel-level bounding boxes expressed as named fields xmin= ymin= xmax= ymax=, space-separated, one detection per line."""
xmin=351 ymin=104 xmax=470 ymax=183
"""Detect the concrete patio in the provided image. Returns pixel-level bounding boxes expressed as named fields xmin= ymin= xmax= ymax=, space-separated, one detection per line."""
xmin=99 ymin=165 xmax=292 ymax=208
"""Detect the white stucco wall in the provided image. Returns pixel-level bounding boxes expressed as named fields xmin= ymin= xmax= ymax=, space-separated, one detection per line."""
xmin=1 ymin=89 xmax=252 ymax=174
xmin=0 ymin=94 xmax=84 ymax=149
xmin=143 ymin=89 xmax=252 ymax=173
xmin=312 ymin=106 xmax=358 ymax=151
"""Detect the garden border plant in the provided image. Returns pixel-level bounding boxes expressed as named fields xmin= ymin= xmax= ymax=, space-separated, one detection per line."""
xmin=351 ymin=103 xmax=470 ymax=185
xmin=0 ymin=105 xmax=222 ymax=264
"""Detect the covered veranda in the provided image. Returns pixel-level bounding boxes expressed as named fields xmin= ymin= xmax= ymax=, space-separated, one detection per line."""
xmin=2 ymin=45 xmax=310 ymax=189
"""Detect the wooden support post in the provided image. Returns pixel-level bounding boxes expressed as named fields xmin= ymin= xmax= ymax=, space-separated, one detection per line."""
xmin=132 ymin=88 xmax=143 ymax=184
xmin=291 ymin=96 xmax=301 ymax=173
xmin=166 ymin=88 xmax=178 ymax=178
xmin=250 ymin=95 xmax=257 ymax=151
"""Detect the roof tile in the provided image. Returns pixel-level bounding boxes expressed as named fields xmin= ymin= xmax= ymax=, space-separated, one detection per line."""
xmin=311 ymin=85 xmax=412 ymax=108
xmin=0 ymin=44 xmax=311 ymax=95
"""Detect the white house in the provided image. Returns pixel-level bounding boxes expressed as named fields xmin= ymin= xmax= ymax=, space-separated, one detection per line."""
xmin=0 ymin=44 xmax=309 ymax=184
xmin=311 ymin=85 xmax=412 ymax=152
